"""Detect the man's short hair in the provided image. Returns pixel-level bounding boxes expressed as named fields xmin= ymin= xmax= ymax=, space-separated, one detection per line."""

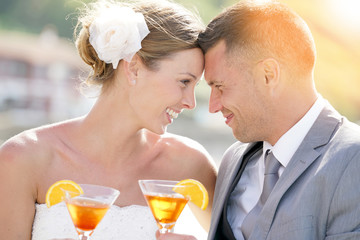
xmin=198 ymin=0 xmax=316 ymax=75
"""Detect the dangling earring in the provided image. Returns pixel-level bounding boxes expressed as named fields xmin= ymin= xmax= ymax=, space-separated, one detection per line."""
xmin=130 ymin=79 xmax=136 ymax=85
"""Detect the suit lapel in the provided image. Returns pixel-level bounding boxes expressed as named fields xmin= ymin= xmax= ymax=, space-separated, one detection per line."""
xmin=209 ymin=143 xmax=249 ymax=237
xmin=251 ymin=103 xmax=342 ymax=239
xmin=212 ymin=144 xmax=251 ymax=216
xmin=209 ymin=142 xmax=262 ymax=239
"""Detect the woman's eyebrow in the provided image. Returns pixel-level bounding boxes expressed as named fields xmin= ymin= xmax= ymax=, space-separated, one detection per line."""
xmin=179 ymin=72 xmax=196 ymax=79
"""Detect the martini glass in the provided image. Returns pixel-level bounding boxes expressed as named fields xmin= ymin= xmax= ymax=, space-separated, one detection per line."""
xmin=138 ymin=180 xmax=190 ymax=234
xmin=63 ymin=184 xmax=120 ymax=240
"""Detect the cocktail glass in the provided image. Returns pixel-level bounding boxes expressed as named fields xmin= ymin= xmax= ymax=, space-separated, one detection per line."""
xmin=62 ymin=184 xmax=120 ymax=240
xmin=138 ymin=180 xmax=190 ymax=234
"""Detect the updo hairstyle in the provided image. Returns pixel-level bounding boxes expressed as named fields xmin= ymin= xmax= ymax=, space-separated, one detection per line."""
xmin=74 ymin=0 xmax=204 ymax=88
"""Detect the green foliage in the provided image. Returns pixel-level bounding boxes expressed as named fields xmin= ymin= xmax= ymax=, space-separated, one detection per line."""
xmin=0 ymin=0 xmax=233 ymax=38
xmin=0 ymin=0 xmax=87 ymax=39
xmin=177 ymin=0 xmax=239 ymax=23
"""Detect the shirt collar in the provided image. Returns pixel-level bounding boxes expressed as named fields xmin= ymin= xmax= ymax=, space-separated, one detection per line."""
xmin=263 ymin=95 xmax=325 ymax=168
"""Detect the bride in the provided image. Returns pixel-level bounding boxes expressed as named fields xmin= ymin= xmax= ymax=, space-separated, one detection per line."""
xmin=0 ymin=0 xmax=217 ymax=239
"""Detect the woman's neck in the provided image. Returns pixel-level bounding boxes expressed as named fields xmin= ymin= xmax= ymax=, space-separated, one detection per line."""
xmin=69 ymin=93 xmax=155 ymax=165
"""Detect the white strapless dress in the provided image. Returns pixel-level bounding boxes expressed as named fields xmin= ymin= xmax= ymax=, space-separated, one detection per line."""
xmin=32 ymin=203 xmax=207 ymax=240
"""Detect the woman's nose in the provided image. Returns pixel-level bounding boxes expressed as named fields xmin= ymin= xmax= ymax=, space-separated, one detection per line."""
xmin=182 ymin=89 xmax=196 ymax=110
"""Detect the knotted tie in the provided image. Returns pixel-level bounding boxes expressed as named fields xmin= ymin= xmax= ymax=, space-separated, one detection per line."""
xmin=241 ymin=150 xmax=281 ymax=239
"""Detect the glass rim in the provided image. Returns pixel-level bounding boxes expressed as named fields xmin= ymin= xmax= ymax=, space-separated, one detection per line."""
xmin=138 ymin=179 xmax=182 ymax=187
xmin=61 ymin=183 xmax=120 ymax=196
xmin=138 ymin=179 xmax=191 ymax=196
xmin=78 ymin=183 xmax=120 ymax=192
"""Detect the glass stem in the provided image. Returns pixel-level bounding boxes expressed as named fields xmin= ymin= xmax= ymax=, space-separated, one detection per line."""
xmin=77 ymin=230 xmax=93 ymax=240
xmin=159 ymin=223 xmax=175 ymax=234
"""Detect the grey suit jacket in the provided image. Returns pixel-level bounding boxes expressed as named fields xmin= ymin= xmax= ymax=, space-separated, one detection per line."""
xmin=208 ymin=103 xmax=360 ymax=240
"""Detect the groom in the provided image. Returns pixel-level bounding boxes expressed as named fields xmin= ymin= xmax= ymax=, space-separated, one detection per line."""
xmin=158 ymin=0 xmax=360 ymax=240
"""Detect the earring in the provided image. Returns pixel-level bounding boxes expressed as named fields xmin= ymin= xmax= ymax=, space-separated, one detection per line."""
xmin=130 ymin=79 xmax=136 ymax=85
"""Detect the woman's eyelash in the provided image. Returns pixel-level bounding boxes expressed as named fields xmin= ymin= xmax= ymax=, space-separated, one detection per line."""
xmin=181 ymin=79 xmax=191 ymax=85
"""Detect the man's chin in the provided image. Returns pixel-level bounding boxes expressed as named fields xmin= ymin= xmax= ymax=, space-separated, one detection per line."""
xmin=232 ymin=129 xmax=251 ymax=143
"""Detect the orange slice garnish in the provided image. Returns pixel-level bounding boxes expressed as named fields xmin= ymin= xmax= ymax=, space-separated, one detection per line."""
xmin=173 ymin=179 xmax=209 ymax=210
xmin=45 ymin=180 xmax=83 ymax=208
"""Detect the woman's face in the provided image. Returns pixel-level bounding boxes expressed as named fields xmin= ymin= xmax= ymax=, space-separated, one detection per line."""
xmin=129 ymin=48 xmax=204 ymax=134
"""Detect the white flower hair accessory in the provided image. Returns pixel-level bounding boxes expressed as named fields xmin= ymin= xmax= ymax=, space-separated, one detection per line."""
xmin=89 ymin=6 xmax=150 ymax=69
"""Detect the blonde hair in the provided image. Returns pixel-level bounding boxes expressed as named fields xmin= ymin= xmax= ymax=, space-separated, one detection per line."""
xmin=74 ymin=0 xmax=204 ymax=88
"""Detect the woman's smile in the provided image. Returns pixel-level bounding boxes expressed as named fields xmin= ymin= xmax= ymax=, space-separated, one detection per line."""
xmin=166 ymin=107 xmax=180 ymax=123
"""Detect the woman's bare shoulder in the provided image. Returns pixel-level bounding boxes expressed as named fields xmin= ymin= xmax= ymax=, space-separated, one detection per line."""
xmin=0 ymin=124 xmax=66 ymax=239
xmin=0 ymin=121 xmax=70 ymax=167
xmin=160 ymin=132 xmax=210 ymax=156
xmin=158 ymin=132 xmax=217 ymax=174
xmin=2 ymin=133 xmax=40 ymax=172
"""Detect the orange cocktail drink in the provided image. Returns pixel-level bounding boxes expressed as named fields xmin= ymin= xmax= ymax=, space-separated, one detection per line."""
xmin=66 ymin=197 xmax=110 ymax=231
xmin=139 ymin=180 xmax=190 ymax=234
xmin=144 ymin=194 xmax=189 ymax=230
xmin=63 ymin=184 xmax=120 ymax=240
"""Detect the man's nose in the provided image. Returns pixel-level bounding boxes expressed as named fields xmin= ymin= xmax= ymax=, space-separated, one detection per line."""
xmin=209 ymin=90 xmax=222 ymax=113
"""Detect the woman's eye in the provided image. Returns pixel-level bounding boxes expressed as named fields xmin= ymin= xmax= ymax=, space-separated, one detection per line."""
xmin=181 ymin=79 xmax=191 ymax=86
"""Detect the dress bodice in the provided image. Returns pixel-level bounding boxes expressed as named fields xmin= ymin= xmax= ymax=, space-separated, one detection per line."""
xmin=32 ymin=202 xmax=157 ymax=239
xmin=32 ymin=202 xmax=207 ymax=239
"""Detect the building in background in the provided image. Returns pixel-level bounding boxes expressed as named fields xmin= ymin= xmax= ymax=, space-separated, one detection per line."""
xmin=0 ymin=28 xmax=94 ymax=141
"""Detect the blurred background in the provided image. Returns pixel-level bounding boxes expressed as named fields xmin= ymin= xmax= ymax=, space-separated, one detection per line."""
xmin=0 ymin=0 xmax=359 ymax=165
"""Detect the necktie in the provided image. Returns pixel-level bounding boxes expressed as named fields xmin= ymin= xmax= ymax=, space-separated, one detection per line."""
xmin=241 ymin=150 xmax=281 ymax=239
xmin=215 ymin=142 xmax=263 ymax=240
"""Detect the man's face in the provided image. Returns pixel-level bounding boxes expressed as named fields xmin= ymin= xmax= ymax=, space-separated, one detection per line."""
xmin=204 ymin=41 xmax=268 ymax=142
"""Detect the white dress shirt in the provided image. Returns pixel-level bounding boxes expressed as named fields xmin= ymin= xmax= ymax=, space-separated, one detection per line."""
xmin=227 ymin=96 xmax=325 ymax=239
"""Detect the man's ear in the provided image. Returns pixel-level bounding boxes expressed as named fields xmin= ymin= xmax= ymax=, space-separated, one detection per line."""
xmin=262 ymin=58 xmax=280 ymax=87
xmin=123 ymin=54 xmax=141 ymax=86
